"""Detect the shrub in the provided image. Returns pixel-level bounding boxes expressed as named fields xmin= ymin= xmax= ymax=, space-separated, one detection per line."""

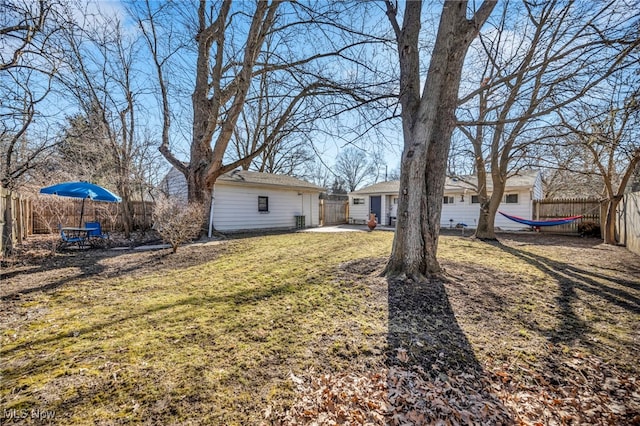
xmin=578 ymin=220 xmax=601 ymax=238
xmin=152 ymin=196 xmax=204 ymax=253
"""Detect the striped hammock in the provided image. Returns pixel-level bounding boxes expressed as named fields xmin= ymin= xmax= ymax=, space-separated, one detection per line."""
xmin=499 ymin=211 xmax=583 ymax=227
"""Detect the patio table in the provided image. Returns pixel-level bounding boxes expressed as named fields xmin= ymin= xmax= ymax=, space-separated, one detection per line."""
xmin=60 ymin=227 xmax=92 ymax=249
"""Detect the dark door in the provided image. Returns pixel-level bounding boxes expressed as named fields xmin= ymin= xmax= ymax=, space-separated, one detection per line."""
xmin=370 ymin=196 xmax=381 ymax=223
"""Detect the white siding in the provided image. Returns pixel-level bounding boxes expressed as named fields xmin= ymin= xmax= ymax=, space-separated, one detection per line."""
xmin=349 ymin=189 xmax=535 ymax=230
xmin=618 ymin=192 xmax=640 ymax=256
xmin=378 ymin=195 xmax=386 ymax=226
xmin=304 ymin=192 xmax=320 ymax=228
xmin=441 ymin=192 xmax=478 ymax=229
xmin=348 ymin=193 xmax=398 ymax=225
xmin=385 ymin=195 xmax=398 ymax=226
xmin=440 ymin=189 xmax=534 ymax=230
xmin=348 ymin=172 xmax=541 ymax=230
xmin=212 ymin=184 xmax=319 ymax=231
xmin=162 ymin=168 xmax=188 ymax=202
xmin=532 ymin=173 xmax=544 ymax=200
xmin=348 ymin=196 xmax=369 ymax=223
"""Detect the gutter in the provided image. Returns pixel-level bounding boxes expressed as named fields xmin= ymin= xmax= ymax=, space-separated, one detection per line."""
xmin=208 ymin=191 xmax=215 ymax=239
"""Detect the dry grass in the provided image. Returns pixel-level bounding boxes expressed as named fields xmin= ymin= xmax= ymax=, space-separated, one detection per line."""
xmin=1 ymin=231 xmax=639 ymax=424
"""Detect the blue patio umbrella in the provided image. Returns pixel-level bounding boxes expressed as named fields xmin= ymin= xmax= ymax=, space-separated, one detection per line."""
xmin=40 ymin=181 xmax=122 ymax=227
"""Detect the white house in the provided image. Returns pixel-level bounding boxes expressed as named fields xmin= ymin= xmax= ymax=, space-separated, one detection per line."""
xmin=347 ymin=171 xmax=544 ymax=230
xmin=161 ymin=168 xmax=322 ymax=233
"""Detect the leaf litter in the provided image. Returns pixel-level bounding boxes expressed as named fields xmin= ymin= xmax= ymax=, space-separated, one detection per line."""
xmin=272 ymin=234 xmax=640 ymax=425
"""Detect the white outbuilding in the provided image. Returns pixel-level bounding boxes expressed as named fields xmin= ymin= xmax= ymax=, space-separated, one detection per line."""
xmin=161 ymin=168 xmax=322 ymax=233
xmin=347 ymin=171 xmax=544 ymax=230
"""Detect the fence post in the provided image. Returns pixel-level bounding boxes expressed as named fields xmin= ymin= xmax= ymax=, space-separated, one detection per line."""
xmin=600 ymin=200 xmax=607 ymax=237
xmin=343 ymin=200 xmax=349 ymax=224
xmin=0 ymin=188 xmax=5 ymax=254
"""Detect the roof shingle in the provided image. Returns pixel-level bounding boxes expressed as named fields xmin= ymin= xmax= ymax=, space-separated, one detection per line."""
xmin=349 ymin=172 xmax=539 ymax=195
xmin=218 ymin=170 xmax=323 ymax=191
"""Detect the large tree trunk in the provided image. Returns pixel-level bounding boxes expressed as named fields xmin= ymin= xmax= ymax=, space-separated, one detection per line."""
xmin=474 ymin=172 xmax=505 ymax=240
xmin=603 ymin=197 xmax=621 ymax=245
xmin=475 ymin=201 xmax=493 ymax=238
xmin=475 ymin=199 xmax=502 ymax=239
xmin=183 ymin=0 xmax=274 ymax=234
xmin=386 ymin=0 xmax=496 ymax=280
xmin=187 ymin=164 xmax=215 ymax=234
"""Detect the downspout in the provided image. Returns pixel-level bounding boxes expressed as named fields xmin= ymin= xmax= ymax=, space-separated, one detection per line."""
xmin=208 ymin=190 xmax=215 ymax=239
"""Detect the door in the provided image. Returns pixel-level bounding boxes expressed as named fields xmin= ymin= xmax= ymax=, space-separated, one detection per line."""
xmin=370 ymin=196 xmax=381 ymax=224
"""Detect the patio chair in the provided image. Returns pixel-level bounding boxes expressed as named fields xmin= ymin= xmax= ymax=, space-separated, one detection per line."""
xmin=84 ymin=221 xmax=110 ymax=247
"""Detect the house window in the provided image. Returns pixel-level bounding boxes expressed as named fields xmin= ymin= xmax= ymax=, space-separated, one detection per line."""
xmin=504 ymin=194 xmax=518 ymax=204
xmin=353 ymin=198 xmax=365 ymax=205
xmin=471 ymin=195 xmax=479 ymax=204
xmin=443 ymin=196 xmax=454 ymax=204
xmin=393 ymin=197 xmax=398 ymax=204
xmin=258 ymin=196 xmax=269 ymax=212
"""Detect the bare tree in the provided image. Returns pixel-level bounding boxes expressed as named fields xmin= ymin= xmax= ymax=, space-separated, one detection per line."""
xmin=456 ymin=0 xmax=640 ymax=240
xmin=229 ymin=106 xmax=316 ymax=176
xmin=334 ymin=146 xmax=375 ymax=192
xmin=559 ymin=73 xmax=639 ymax=244
xmin=136 ymin=0 xmax=382 ymax=233
xmin=539 ymin=140 xmax=605 ymax=199
xmin=302 ymin=158 xmax=332 ymax=190
xmin=59 ymin=6 xmax=159 ymax=237
xmin=226 ymin=35 xmax=319 ymax=177
xmin=384 ymin=0 xmax=496 ymax=279
xmin=0 ymin=0 xmax=66 ymax=255
xmin=0 ymin=0 xmax=48 ymax=71
xmin=368 ymin=146 xmax=393 ymax=184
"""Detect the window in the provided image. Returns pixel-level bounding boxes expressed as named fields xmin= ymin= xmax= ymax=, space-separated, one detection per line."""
xmin=471 ymin=195 xmax=479 ymax=204
xmin=504 ymin=194 xmax=518 ymax=204
xmin=443 ymin=196 xmax=454 ymax=204
xmin=258 ymin=196 xmax=269 ymax=212
xmin=393 ymin=197 xmax=398 ymax=204
xmin=353 ymin=198 xmax=365 ymax=205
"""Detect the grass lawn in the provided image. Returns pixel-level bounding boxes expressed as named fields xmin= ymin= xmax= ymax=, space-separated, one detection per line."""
xmin=1 ymin=231 xmax=639 ymax=424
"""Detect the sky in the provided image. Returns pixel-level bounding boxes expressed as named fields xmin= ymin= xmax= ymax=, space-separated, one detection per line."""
xmin=12 ymin=0 xmax=633 ymax=191
xmin=54 ymin=0 xmax=408 ymax=185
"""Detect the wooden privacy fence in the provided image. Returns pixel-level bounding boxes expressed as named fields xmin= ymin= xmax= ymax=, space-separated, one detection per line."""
xmin=32 ymin=199 xmax=154 ymax=234
xmin=320 ymin=199 xmax=348 ymax=226
xmin=533 ymin=198 xmax=602 ymax=234
xmin=617 ymin=192 xmax=640 ymax=256
xmin=0 ymin=187 xmax=31 ymax=253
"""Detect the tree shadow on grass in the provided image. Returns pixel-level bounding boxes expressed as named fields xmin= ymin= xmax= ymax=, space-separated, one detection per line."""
xmin=0 ymin=279 xmax=300 ymax=423
xmin=479 ymin=239 xmax=640 ymax=424
xmin=1 ymin=277 xmax=295 ymax=359
xmin=487 ymin=240 xmax=639 ymax=346
xmin=385 ymin=274 xmax=513 ymax=424
xmin=0 ymin=243 xmax=229 ymax=302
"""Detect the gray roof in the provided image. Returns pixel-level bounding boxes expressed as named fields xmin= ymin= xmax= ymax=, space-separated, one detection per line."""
xmin=218 ymin=170 xmax=323 ymax=192
xmin=350 ymin=172 xmax=539 ymax=195
xmin=349 ymin=180 xmax=401 ymax=195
